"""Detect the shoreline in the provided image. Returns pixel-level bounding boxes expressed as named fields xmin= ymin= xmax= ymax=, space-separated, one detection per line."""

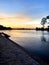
xmin=0 ymin=33 xmax=39 ymax=65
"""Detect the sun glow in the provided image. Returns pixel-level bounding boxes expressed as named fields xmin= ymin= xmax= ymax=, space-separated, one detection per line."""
xmin=0 ymin=13 xmax=41 ymax=28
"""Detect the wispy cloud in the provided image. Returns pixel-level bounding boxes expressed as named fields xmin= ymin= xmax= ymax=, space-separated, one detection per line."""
xmin=0 ymin=13 xmax=31 ymax=21
xmin=0 ymin=13 xmax=41 ymax=28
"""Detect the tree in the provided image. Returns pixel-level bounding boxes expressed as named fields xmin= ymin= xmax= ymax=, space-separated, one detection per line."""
xmin=46 ymin=16 xmax=49 ymax=19
xmin=41 ymin=18 xmax=47 ymax=29
xmin=46 ymin=15 xmax=49 ymax=24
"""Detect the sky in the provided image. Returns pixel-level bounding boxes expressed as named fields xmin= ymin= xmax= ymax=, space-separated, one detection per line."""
xmin=0 ymin=0 xmax=49 ymax=28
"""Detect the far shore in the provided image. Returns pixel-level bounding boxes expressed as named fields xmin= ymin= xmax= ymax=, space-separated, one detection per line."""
xmin=0 ymin=28 xmax=49 ymax=31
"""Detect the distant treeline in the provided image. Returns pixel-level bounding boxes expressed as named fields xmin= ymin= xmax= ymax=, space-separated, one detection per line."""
xmin=12 ymin=28 xmax=34 ymax=30
xmin=0 ymin=25 xmax=35 ymax=30
xmin=36 ymin=26 xmax=49 ymax=31
xmin=0 ymin=25 xmax=12 ymax=30
xmin=1 ymin=25 xmax=49 ymax=31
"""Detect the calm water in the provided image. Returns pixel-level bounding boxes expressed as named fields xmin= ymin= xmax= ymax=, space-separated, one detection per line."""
xmin=0 ymin=30 xmax=49 ymax=63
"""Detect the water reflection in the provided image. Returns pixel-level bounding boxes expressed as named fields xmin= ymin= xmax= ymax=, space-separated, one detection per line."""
xmin=41 ymin=31 xmax=49 ymax=48
xmin=0 ymin=30 xmax=49 ymax=63
xmin=41 ymin=32 xmax=46 ymax=42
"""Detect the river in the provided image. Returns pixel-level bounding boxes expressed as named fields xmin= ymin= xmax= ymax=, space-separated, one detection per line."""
xmin=0 ymin=30 xmax=49 ymax=64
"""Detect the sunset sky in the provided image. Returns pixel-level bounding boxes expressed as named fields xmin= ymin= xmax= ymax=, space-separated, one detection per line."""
xmin=0 ymin=0 xmax=49 ymax=28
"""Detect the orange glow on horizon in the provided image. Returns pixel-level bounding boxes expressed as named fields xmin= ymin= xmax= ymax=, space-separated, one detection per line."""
xmin=0 ymin=13 xmax=42 ymax=28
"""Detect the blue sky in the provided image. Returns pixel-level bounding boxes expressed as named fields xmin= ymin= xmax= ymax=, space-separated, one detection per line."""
xmin=0 ymin=0 xmax=49 ymax=15
xmin=0 ymin=0 xmax=49 ymax=28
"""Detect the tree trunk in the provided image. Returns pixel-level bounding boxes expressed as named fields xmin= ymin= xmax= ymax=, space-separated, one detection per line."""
xmin=43 ymin=24 xmax=44 ymax=29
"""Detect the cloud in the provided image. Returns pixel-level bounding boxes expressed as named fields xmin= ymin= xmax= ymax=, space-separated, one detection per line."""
xmin=0 ymin=13 xmax=32 ymax=22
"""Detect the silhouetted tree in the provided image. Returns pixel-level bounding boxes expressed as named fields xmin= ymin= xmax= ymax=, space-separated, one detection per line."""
xmin=41 ymin=18 xmax=47 ymax=29
xmin=0 ymin=25 xmax=12 ymax=30
xmin=46 ymin=15 xmax=49 ymax=24
xmin=46 ymin=16 xmax=49 ymax=19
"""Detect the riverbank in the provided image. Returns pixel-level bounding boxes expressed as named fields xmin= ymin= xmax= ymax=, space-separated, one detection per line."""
xmin=0 ymin=33 xmax=40 ymax=65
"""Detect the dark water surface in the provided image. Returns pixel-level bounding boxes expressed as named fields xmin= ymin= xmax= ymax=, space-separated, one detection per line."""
xmin=0 ymin=30 xmax=49 ymax=63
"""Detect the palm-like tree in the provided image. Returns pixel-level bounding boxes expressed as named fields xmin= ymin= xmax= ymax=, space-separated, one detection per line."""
xmin=41 ymin=18 xmax=47 ymax=29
